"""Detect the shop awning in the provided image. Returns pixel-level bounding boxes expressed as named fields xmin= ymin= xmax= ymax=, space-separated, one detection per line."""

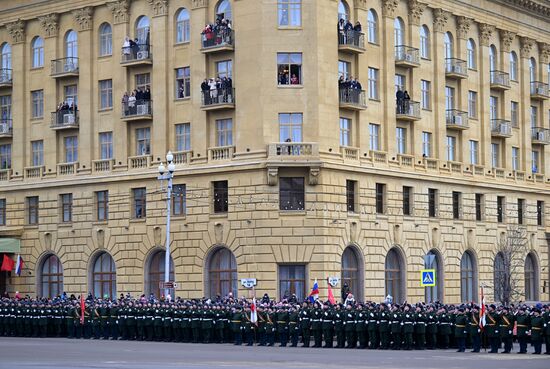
xmin=0 ymin=238 xmax=21 ymax=253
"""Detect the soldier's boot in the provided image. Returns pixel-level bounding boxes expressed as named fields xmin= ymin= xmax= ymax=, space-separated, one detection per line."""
xmin=302 ymin=331 xmax=310 ymax=347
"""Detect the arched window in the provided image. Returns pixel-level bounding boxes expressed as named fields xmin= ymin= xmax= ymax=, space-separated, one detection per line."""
xmin=338 ymin=0 xmax=349 ymax=21
xmin=524 ymin=253 xmax=538 ymax=301
xmin=509 ymin=51 xmax=518 ymax=81
xmin=99 ymin=23 xmax=112 ymax=56
xmin=529 ymin=57 xmax=536 ymax=82
xmin=467 ymin=39 xmax=476 ymax=69
xmin=40 ymin=254 xmax=63 ymax=298
xmin=489 ymin=45 xmax=497 ymax=71
xmin=493 ymin=251 xmax=506 ymax=303
xmin=0 ymin=43 xmax=11 ymax=71
xmin=176 ymin=8 xmax=190 ymax=43
xmin=385 ymin=247 xmax=404 ymax=303
xmin=207 ymin=247 xmax=237 ymax=298
xmin=31 ymin=37 xmax=44 ymax=68
xmin=424 ymin=250 xmax=443 ymax=303
xmin=136 ymin=16 xmax=150 ymax=45
xmin=92 ymin=252 xmax=116 ymax=299
xmin=146 ymin=250 xmax=175 ymax=297
xmin=394 ymin=17 xmax=404 ymax=46
xmin=444 ymin=32 xmax=453 ymax=59
xmin=341 ymin=246 xmax=363 ymax=301
xmin=460 ymin=251 xmax=477 ymax=302
xmin=65 ymin=30 xmax=78 ymax=58
xmin=367 ymin=10 xmax=378 ymax=44
xmin=419 ymin=25 xmax=430 ymax=59
xmin=216 ymin=0 xmax=232 ymax=21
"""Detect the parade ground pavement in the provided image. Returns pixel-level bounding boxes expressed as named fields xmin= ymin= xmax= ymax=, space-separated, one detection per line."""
xmin=0 ymin=338 xmax=549 ymax=369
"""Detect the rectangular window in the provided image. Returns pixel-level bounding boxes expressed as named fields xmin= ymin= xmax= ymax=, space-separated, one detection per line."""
xmin=421 ymin=80 xmax=431 ymax=109
xmin=403 ymin=186 xmax=412 ymax=216
xmin=0 ymin=95 xmax=11 ymax=121
xmin=452 ymin=191 xmax=461 ymax=219
xmin=99 ymin=132 xmax=113 ymax=160
xmin=489 ymin=96 xmax=498 ymax=120
xmin=279 ymin=264 xmax=306 ymax=301
xmin=469 ymin=140 xmax=479 ymax=165
xmin=511 ymin=101 xmax=519 ymax=127
xmin=64 ymin=136 xmax=78 ymax=163
xmin=176 ymin=12 xmax=190 ymax=43
xmin=369 ymin=123 xmax=380 ymax=151
xmin=445 ymin=86 xmax=455 ymax=110
xmin=532 ymin=150 xmax=540 ymax=173
xmin=279 ymin=113 xmax=302 ymax=142
xmin=278 ymin=0 xmax=302 ymax=27
xmin=446 ymin=135 xmax=456 ymax=161
xmin=277 ymin=53 xmax=301 ymax=85
xmin=31 ymin=140 xmax=44 ymax=167
xmin=0 ymin=144 xmax=11 ymax=169
xmin=216 ymin=119 xmax=233 ymax=146
xmin=172 ymin=184 xmax=186 ymax=216
xmin=135 ymin=73 xmax=150 ymax=91
xmin=340 ymin=118 xmax=351 ymax=146
xmin=64 ymin=85 xmax=78 ymax=107
xmin=96 ymin=191 xmax=108 ymax=221
xmin=99 ymin=79 xmax=113 ymax=109
xmin=346 ymin=180 xmax=357 ymax=213
xmin=530 ymin=105 xmax=538 ymax=127
xmin=133 ymin=187 xmax=146 ymax=218
xmin=475 ymin=193 xmax=484 ymax=221
xmin=279 ymin=177 xmax=305 ymax=211
xmin=0 ymin=198 xmax=5 ymax=226
xmin=213 ymin=180 xmax=229 ymax=213
xmin=537 ymin=200 xmax=544 ymax=226
xmin=368 ymin=68 xmax=379 ymax=100
xmin=491 ymin=143 xmax=499 ymax=168
xmin=428 ymin=188 xmax=438 ymax=217
xmin=420 ymin=30 xmax=429 ymax=58
xmin=518 ymin=199 xmax=525 ymax=225
xmin=60 ymin=193 xmax=73 ymax=223
xmin=395 ymin=74 xmax=406 ymax=93
xmin=136 ymin=127 xmax=151 ymax=155
xmin=176 ymin=123 xmax=191 ymax=151
xmin=497 ymin=196 xmax=505 ymax=223
xmin=27 ymin=196 xmax=39 ymax=225
xmin=512 ymin=147 xmax=519 ymax=171
xmin=176 ymin=67 xmax=191 ymax=99
xmin=338 ymin=60 xmax=351 ymax=80
xmin=422 ymin=132 xmax=432 ymax=157
xmin=375 ymin=183 xmax=385 ymax=214
xmin=396 ymin=127 xmax=406 ymax=154
xmin=468 ymin=91 xmax=477 ymax=119
xmin=31 ymin=90 xmax=44 ymax=118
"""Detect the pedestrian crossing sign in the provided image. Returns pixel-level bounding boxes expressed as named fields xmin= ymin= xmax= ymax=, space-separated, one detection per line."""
xmin=420 ymin=269 xmax=436 ymax=287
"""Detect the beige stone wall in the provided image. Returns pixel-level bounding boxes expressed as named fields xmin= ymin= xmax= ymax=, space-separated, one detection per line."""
xmin=0 ymin=0 xmax=549 ymax=303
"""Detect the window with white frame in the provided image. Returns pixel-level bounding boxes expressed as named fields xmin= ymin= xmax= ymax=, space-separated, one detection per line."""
xmin=512 ymin=147 xmax=519 ymax=171
xmin=446 ymin=135 xmax=456 ymax=161
xmin=367 ymin=10 xmax=378 ymax=44
xmin=422 ymin=132 xmax=432 ymax=157
xmin=31 ymin=140 xmax=43 ymax=166
xmin=491 ymin=143 xmax=500 ymax=168
xmin=176 ymin=9 xmax=190 ymax=43
xmin=468 ymin=91 xmax=477 ymax=119
xmin=31 ymin=90 xmax=44 ymax=118
xmin=279 ymin=113 xmax=302 ymax=142
xmin=368 ymin=68 xmax=379 ymax=99
xmin=64 ymin=136 xmax=78 ymax=163
xmin=176 ymin=67 xmax=191 ymax=99
xmin=469 ymin=140 xmax=479 ymax=165
xmin=396 ymin=127 xmax=407 ymax=154
xmin=99 ymin=132 xmax=113 ymax=160
xmin=99 ymin=80 xmax=113 ymax=109
xmin=420 ymin=25 xmax=430 ymax=59
xmin=421 ymin=80 xmax=430 ymax=110
xmin=99 ymin=23 xmax=112 ymax=56
xmin=466 ymin=39 xmax=476 ymax=69
xmin=340 ymin=117 xmax=351 ymax=146
xmin=216 ymin=119 xmax=233 ymax=146
xmin=176 ymin=123 xmax=191 ymax=151
xmin=278 ymin=0 xmax=301 ymax=27
xmin=369 ymin=123 xmax=380 ymax=151
xmin=136 ymin=127 xmax=150 ymax=155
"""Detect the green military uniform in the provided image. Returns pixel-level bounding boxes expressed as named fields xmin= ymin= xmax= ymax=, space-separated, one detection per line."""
xmin=499 ymin=310 xmax=514 ymax=353
xmin=379 ymin=308 xmax=391 ymax=349
xmin=454 ymin=311 xmax=468 ymax=352
xmin=530 ymin=312 xmax=544 ymax=354
xmin=231 ymin=308 xmax=243 ymax=345
xmin=289 ymin=308 xmax=300 ymax=347
xmin=367 ymin=308 xmax=378 ymax=349
xmin=468 ymin=310 xmax=481 ymax=352
xmin=390 ymin=309 xmax=402 ymax=349
xmin=333 ymin=307 xmax=345 ymax=348
xmin=321 ymin=307 xmax=334 ymax=348
xmin=344 ymin=308 xmax=356 ymax=348
xmin=485 ymin=309 xmax=500 ymax=353
xmin=413 ymin=309 xmax=426 ymax=350
xmin=277 ymin=307 xmax=289 ymax=347
xmin=437 ymin=310 xmax=451 ymax=349
xmin=402 ymin=309 xmax=414 ymax=350
xmin=311 ymin=306 xmax=323 ymax=348
xmin=299 ymin=305 xmax=311 ymax=347
xmin=355 ymin=307 xmax=366 ymax=349
xmin=516 ymin=310 xmax=530 ymax=353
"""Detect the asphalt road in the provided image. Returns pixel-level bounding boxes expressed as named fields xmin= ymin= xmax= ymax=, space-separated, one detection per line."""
xmin=0 ymin=338 xmax=548 ymax=369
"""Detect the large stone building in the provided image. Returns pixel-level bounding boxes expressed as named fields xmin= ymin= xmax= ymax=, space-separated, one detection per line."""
xmin=0 ymin=0 xmax=549 ymax=304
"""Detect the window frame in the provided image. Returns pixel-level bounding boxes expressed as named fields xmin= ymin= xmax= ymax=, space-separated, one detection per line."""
xmin=175 ymin=8 xmax=191 ymax=44
xmin=175 ymin=67 xmax=191 ymax=99
xmin=213 ymin=180 xmax=229 ymax=214
xmin=60 ymin=193 xmax=73 ymax=223
xmin=31 ymin=89 xmax=44 ymax=119
xmin=132 ymin=187 xmax=147 ymax=219
xmin=279 ymin=177 xmax=305 ymax=211
xmin=375 ymin=183 xmax=385 ymax=214
xmin=278 ymin=0 xmax=302 ymax=28
xmin=172 ymin=184 xmax=186 ymax=216
xmin=99 ymin=79 xmax=113 ymax=110
xmin=99 ymin=23 xmax=113 ymax=57
xmin=277 ymin=52 xmax=302 ymax=86
xmin=27 ymin=196 xmax=39 ymax=225
xmin=96 ymin=190 xmax=109 ymax=221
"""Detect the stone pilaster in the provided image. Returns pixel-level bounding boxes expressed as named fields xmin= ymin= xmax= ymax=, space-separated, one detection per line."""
xmin=107 ymin=0 xmax=131 ymax=24
xmin=520 ymin=36 xmax=535 ymax=58
xmin=39 ymin=13 xmax=59 ymax=38
xmin=478 ymin=23 xmax=495 ymax=47
xmin=382 ymin=0 xmax=399 ymax=19
xmin=456 ymin=16 xmax=472 ymax=40
xmin=407 ymin=0 xmax=426 ymax=26
xmin=5 ymin=19 xmax=25 ymax=44
xmin=73 ymin=7 xmax=94 ymax=32
xmin=432 ymin=8 xmax=450 ymax=33
xmin=499 ymin=30 xmax=516 ymax=53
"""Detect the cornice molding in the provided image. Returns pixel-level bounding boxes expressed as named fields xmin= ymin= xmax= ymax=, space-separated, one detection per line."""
xmin=491 ymin=0 xmax=550 ymax=18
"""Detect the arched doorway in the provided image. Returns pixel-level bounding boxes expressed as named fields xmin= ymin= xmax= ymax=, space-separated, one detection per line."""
xmin=39 ymin=254 xmax=63 ymax=298
xmin=341 ymin=246 xmax=363 ymax=301
xmin=424 ymin=249 xmax=443 ymax=302
xmin=91 ymin=252 xmax=116 ymax=299
xmin=145 ymin=250 xmax=175 ymax=297
xmin=524 ymin=253 xmax=539 ymax=301
xmin=206 ymin=247 xmax=237 ymax=298
xmin=385 ymin=247 xmax=405 ymax=303
xmin=460 ymin=250 xmax=477 ymax=302
xmin=494 ymin=251 xmax=506 ymax=303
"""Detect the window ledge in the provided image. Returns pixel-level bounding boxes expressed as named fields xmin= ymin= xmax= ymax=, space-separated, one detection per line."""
xmin=210 ymin=213 xmax=228 ymax=218
xmin=98 ymin=54 xmax=113 ymax=60
xmin=171 ymin=214 xmax=187 ymax=220
xmin=367 ymin=42 xmax=380 ymax=47
xmin=278 ymin=85 xmax=303 ymax=89
xmin=347 ymin=211 xmax=360 ymax=217
xmin=30 ymin=66 xmax=44 ymax=71
xmin=468 ymin=68 xmax=477 ymax=72
xmin=174 ymin=41 xmax=191 ymax=47
xmin=129 ymin=218 xmax=146 ymax=223
xmin=422 ymin=108 xmax=432 ymax=112
xmin=369 ymin=98 xmax=381 ymax=102
xmin=279 ymin=210 xmax=306 ymax=216
xmin=278 ymin=26 xmax=303 ymax=30
xmin=99 ymin=108 xmax=113 ymax=113
xmin=93 ymin=221 xmax=108 ymax=226
xmin=30 ymin=117 xmax=44 ymax=122
xmin=420 ymin=57 xmax=431 ymax=61
xmin=174 ymin=97 xmax=191 ymax=102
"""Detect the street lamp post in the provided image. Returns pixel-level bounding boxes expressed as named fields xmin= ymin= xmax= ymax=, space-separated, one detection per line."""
xmin=158 ymin=151 xmax=175 ymax=299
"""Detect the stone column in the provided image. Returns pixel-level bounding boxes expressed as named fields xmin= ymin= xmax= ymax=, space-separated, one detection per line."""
xmin=381 ymin=0 xmax=398 ymax=155
xmin=432 ymin=8 xmax=450 ymax=162
xmin=456 ymin=16 xmax=472 ymax=163
xmin=478 ymin=23 xmax=495 ymax=169
xmin=499 ymin=29 xmax=515 ymax=170
xmin=519 ymin=37 xmax=535 ymax=173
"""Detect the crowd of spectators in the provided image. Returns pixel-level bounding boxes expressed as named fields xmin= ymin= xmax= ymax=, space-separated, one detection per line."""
xmin=200 ymin=77 xmax=233 ymax=105
xmin=338 ymin=18 xmax=362 ymax=46
xmin=201 ymin=17 xmax=232 ymax=48
xmin=338 ymin=76 xmax=363 ymax=104
xmin=122 ymin=34 xmax=150 ymax=61
xmin=121 ymin=87 xmax=152 ymax=116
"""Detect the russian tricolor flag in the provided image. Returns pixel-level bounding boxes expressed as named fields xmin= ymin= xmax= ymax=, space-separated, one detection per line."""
xmin=308 ymin=279 xmax=319 ymax=303
xmin=15 ymin=255 xmax=24 ymax=276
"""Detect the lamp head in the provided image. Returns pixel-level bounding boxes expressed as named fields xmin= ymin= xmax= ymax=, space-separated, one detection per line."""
xmin=166 ymin=151 xmax=174 ymax=163
xmin=167 ymin=162 xmax=176 ymax=174
xmin=158 ymin=163 xmax=165 ymax=175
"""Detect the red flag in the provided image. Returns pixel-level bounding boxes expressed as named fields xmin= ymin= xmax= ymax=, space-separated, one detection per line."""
xmin=479 ymin=286 xmax=486 ymax=330
xmin=80 ymin=294 xmax=85 ymax=325
xmin=250 ymin=297 xmax=257 ymax=325
xmin=327 ymin=278 xmax=336 ymax=305
xmin=1 ymin=255 xmax=15 ymax=272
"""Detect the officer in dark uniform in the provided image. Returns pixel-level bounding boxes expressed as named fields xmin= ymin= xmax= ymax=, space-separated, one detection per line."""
xmin=366 ymin=304 xmax=378 ymax=349
xmin=543 ymin=305 xmax=550 ymax=355
xmin=110 ymin=301 xmax=119 ymax=340
xmin=231 ymin=305 xmax=243 ymax=345
xmin=299 ymin=302 xmax=311 ymax=347
xmin=321 ymin=303 xmax=334 ymax=348
xmin=311 ymin=302 xmax=323 ymax=348
xmin=390 ymin=304 xmax=402 ymax=350
xmin=344 ymin=304 xmax=356 ymax=348
xmin=468 ymin=305 xmax=481 ymax=352
xmin=516 ymin=307 xmax=530 ymax=354
xmin=402 ymin=304 xmax=414 ymax=350
xmin=243 ymin=305 xmax=254 ymax=346
xmin=486 ymin=304 xmax=500 ymax=353
xmin=266 ymin=306 xmax=276 ymax=346
xmin=355 ymin=304 xmax=366 ymax=349
xmin=379 ymin=303 xmax=391 ymax=349
xmin=413 ymin=305 xmax=426 ymax=350
xmin=454 ymin=308 xmax=468 ymax=352
xmin=499 ymin=306 xmax=514 ymax=353
xmin=530 ymin=308 xmax=544 ymax=354
xmin=333 ymin=304 xmax=345 ymax=348
xmin=289 ymin=305 xmax=300 ymax=347
xmin=437 ymin=307 xmax=451 ymax=349
xmin=277 ymin=305 xmax=290 ymax=347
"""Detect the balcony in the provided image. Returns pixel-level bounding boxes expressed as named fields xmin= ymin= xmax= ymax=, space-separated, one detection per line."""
xmin=128 ymin=155 xmax=152 ymax=170
xmin=93 ymin=159 xmax=114 ymax=173
xmin=0 ymin=119 xmax=12 ymax=138
xmin=24 ymin=165 xmax=45 ymax=179
xmin=395 ymin=45 xmax=420 ymax=68
xmin=339 ymin=88 xmax=367 ymax=110
xmin=445 ymin=58 xmax=467 ymax=79
xmin=490 ymin=119 xmax=512 ymax=138
xmin=201 ymin=88 xmax=235 ymax=111
xmin=51 ymin=57 xmax=79 ymax=78
xmin=121 ymin=44 xmax=152 ymax=67
xmin=445 ymin=109 xmax=469 ymax=130
xmin=57 ymin=162 xmax=78 ymax=176
xmin=0 ymin=68 xmax=12 ymax=88
xmin=51 ymin=110 xmax=79 ymax=130
xmin=340 ymin=146 xmax=360 ymax=161
xmin=208 ymin=146 xmax=235 ymax=161
xmin=338 ymin=30 xmax=365 ymax=53
xmin=201 ymin=28 xmax=234 ymax=53
xmin=530 ymin=81 xmax=549 ymax=100
xmin=0 ymin=168 xmax=11 ymax=181
xmin=490 ymin=70 xmax=510 ymax=90
xmin=396 ymin=100 xmax=421 ymax=121
xmin=172 ymin=150 xmax=192 ymax=165
xmin=121 ymin=100 xmax=153 ymax=121
xmin=532 ymin=127 xmax=550 ymax=145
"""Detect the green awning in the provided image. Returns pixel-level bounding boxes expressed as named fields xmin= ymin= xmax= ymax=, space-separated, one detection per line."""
xmin=0 ymin=238 xmax=20 ymax=253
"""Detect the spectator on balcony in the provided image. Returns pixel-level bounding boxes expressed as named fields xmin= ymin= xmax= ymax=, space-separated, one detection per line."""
xmin=122 ymin=37 xmax=131 ymax=59
xmin=208 ymin=78 xmax=218 ymax=101
xmin=130 ymin=38 xmax=139 ymax=58
xmin=403 ymin=90 xmax=411 ymax=114
xmin=201 ymin=79 xmax=210 ymax=104
xmin=128 ymin=91 xmax=137 ymax=115
xmin=136 ymin=88 xmax=144 ymax=101
xmin=122 ymin=92 xmax=129 ymax=116
xmin=144 ymin=87 xmax=151 ymax=101
xmin=396 ymin=89 xmax=405 ymax=114
xmin=290 ymin=74 xmax=299 ymax=85
xmin=338 ymin=19 xmax=345 ymax=44
xmin=353 ymin=21 xmax=362 ymax=32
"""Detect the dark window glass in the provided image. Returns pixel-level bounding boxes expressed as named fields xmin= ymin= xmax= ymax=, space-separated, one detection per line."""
xmin=133 ymin=188 xmax=146 ymax=218
xmin=376 ymin=183 xmax=385 ymax=214
xmin=517 ymin=199 xmax=525 ymax=225
xmin=0 ymin=199 xmax=5 ymax=226
xmin=41 ymin=255 xmax=63 ymax=298
xmin=346 ymin=180 xmax=356 ymax=212
xmin=279 ymin=177 xmax=305 ymax=211
xmin=61 ymin=194 xmax=72 ymax=223
xmin=213 ymin=181 xmax=229 ymax=213
xmin=428 ymin=189 xmax=437 ymax=217
xmin=497 ymin=196 xmax=505 ymax=223
xmin=537 ymin=201 xmax=544 ymax=226
xmin=96 ymin=191 xmax=108 ymax=221
xmin=172 ymin=184 xmax=186 ymax=216
xmin=452 ymin=191 xmax=461 ymax=219
xmin=403 ymin=186 xmax=412 ymax=216
xmin=27 ymin=196 xmax=39 ymax=225
xmin=475 ymin=193 xmax=483 ymax=221
xmin=279 ymin=264 xmax=306 ymax=301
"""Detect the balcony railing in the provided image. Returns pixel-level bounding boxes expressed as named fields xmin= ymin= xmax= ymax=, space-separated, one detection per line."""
xmin=490 ymin=119 xmax=512 ymax=138
xmin=445 ymin=109 xmax=469 ymax=130
xmin=24 ymin=165 xmax=45 ymax=179
xmin=51 ymin=57 xmax=79 ymax=77
xmin=339 ymin=88 xmax=367 ymax=110
xmin=93 ymin=159 xmax=114 ymax=172
xmin=0 ymin=68 xmax=12 ymax=86
xmin=129 ymin=155 xmax=152 ymax=169
xmin=490 ymin=70 xmax=510 ymax=90
xmin=532 ymin=127 xmax=550 ymax=145
xmin=208 ymin=146 xmax=235 ymax=161
xmin=201 ymin=88 xmax=235 ymax=110
xmin=268 ymin=142 xmax=319 ymax=158
xmin=445 ymin=58 xmax=467 ymax=78
xmin=340 ymin=146 xmax=359 ymax=161
xmin=57 ymin=162 xmax=78 ymax=176
xmin=395 ymin=45 xmax=420 ymax=67
xmin=0 ymin=119 xmax=12 ymax=137
xmin=0 ymin=168 xmax=11 ymax=181
xmin=396 ymin=100 xmax=421 ymax=121
xmin=172 ymin=150 xmax=192 ymax=165
xmin=338 ymin=30 xmax=365 ymax=52
xmin=530 ymin=81 xmax=549 ymax=99
xmin=121 ymin=100 xmax=153 ymax=120
xmin=121 ymin=44 xmax=152 ymax=65
xmin=51 ymin=109 xmax=79 ymax=129
xmin=201 ymin=28 xmax=234 ymax=52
